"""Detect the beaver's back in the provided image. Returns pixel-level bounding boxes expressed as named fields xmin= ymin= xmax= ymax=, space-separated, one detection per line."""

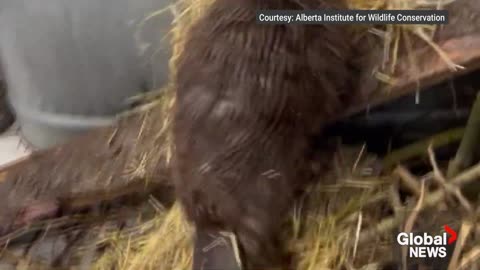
xmin=173 ymin=0 xmax=356 ymax=268
xmin=175 ymin=1 xmax=353 ymax=131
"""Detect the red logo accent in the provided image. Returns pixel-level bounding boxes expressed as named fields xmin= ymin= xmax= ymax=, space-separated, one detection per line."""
xmin=444 ymin=225 xmax=457 ymax=244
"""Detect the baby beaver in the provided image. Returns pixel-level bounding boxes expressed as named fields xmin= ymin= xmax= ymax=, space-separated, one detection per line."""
xmin=173 ymin=0 xmax=359 ymax=268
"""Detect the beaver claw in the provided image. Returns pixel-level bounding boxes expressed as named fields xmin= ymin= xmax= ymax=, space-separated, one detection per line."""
xmin=193 ymin=229 xmax=243 ymax=270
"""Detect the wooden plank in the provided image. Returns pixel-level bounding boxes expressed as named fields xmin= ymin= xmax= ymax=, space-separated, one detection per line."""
xmin=342 ymin=34 xmax=480 ymax=119
xmin=341 ymin=0 xmax=480 ymax=119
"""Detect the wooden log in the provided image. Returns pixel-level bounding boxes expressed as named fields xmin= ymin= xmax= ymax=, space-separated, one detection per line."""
xmin=0 ymin=104 xmax=174 ymax=236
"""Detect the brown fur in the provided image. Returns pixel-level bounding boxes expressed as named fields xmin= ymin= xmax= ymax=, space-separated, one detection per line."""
xmin=172 ymin=0 xmax=359 ymax=268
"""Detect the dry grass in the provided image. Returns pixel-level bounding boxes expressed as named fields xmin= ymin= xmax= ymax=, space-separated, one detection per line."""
xmin=90 ymin=142 xmax=480 ymax=270
xmin=91 ymin=145 xmax=393 ymax=270
xmin=94 ymin=203 xmax=194 ymax=270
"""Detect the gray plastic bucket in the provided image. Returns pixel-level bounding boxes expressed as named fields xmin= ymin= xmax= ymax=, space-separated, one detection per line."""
xmin=0 ymin=0 xmax=173 ymax=149
xmin=13 ymin=109 xmax=117 ymax=148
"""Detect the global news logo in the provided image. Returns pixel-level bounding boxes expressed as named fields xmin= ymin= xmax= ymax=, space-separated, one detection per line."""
xmin=396 ymin=225 xmax=457 ymax=258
